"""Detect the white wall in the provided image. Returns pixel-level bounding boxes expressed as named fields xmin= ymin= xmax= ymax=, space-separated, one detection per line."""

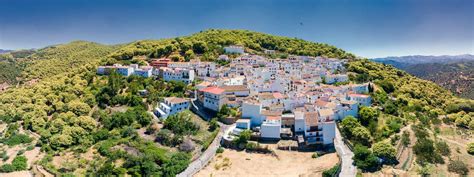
xmin=294 ymin=112 xmax=305 ymax=133
xmin=322 ymin=122 xmax=336 ymax=145
xmin=242 ymin=102 xmax=261 ymax=119
xmin=261 ymin=123 xmax=281 ymax=139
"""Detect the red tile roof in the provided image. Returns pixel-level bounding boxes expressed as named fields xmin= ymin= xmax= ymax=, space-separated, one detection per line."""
xmin=272 ymin=92 xmax=285 ymax=99
xmin=200 ymin=86 xmax=225 ymax=95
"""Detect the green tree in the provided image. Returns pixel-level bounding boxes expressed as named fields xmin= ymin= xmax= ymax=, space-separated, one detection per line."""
xmin=164 ymin=111 xmax=199 ymax=135
xmin=358 ymin=106 xmax=379 ymax=126
xmin=339 ymin=116 xmax=360 ymax=138
xmin=209 ymin=118 xmax=219 ymax=131
xmin=234 ymin=130 xmax=252 ymax=147
xmin=74 ymin=116 xmax=97 ymax=131
xmin=352 ymin=126 xmax=372 ymax=146
xmin=353 ymin=145 xmax=380 ymax=172
xmin=377 ymin=80 xmax=395 ymax=93
xmin=67 ymin=100 xmax=91 ymax=116
xmin=372 ymin=141 xmax=396 ymax=164
xmin=49 ymin=134 xmax=74 ymax=150
xmin=217 ymin=104 xmax=231 ymax=120
xmin=413 ymin=138 xmax=444 ymax=165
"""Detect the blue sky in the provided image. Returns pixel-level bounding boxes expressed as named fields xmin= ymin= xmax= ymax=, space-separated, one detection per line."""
xmin=0 ymin=0 xmax=472 ymax=58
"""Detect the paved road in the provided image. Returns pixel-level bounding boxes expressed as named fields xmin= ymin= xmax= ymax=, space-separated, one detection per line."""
xmin=177 ymin=123 xmax=232 ymax=177
xmin=334 ymin=126 xmax=357 ymax=177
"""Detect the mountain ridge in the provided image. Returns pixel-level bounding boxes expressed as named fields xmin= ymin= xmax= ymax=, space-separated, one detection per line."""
xmin=371 ymin=54 xmax=474 ymax=99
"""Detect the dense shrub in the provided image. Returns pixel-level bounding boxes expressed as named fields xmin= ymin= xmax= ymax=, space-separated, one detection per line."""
xmin=0 ymin=164 xmax=15 ymax=172
xmin=467 ymin=142 xmax=474 ymax=155
xmin=447 ymin=160 xmax=469 ymax=175
xmin=413 ymin=138 xmax=444 ymax=165
xmin=162 ymin=152 xmax=191 ymax=177
xmin=322 ymin=163 xmax=340 ymax=177
xmin=0 ymin=133 xmax=32 ymax=146
xmin=435 ymin=141 xmax=451 ymax=156
xmin=233 ymin=130 xmax=252 ymax=148
xmin=401 ymin=131 xmax=410 ymax=147
xmin=216 ymin=147 xmax=224 ymax=153
xmin=12 ymin=155 xmax=28 ymax=171
xmin=156 ymin=129 xmax=182 ymax=147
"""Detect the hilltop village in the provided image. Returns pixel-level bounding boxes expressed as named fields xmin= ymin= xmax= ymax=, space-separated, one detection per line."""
xmin=97 ymin=45 xmax=372 ymax=148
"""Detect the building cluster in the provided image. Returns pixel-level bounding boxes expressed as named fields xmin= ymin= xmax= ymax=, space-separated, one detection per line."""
xmin=195 ymin=54 xmax=371 ymax=147
xmin=97 ymin=47 xmax=372 ymax=147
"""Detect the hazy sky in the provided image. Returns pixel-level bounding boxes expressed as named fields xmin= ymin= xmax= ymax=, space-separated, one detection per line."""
xmin=0 ymin=0 xmax=473 ymax=58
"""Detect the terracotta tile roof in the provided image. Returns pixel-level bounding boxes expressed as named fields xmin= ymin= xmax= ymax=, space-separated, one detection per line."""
xmin=258 ymin=92 xmax=275 ymax=100
xmin=220 ymin=85 xmax=249 ymax=92
xmin=304 ymin=112 xmax=319 ymax=126
xmin=266 ymin=115 xmax=281 ymax=121
xmin=200 ymin=86 xmax=225 ymax=95
xmin=315 ymin=100 xmax=329 ymax=107
xmin=261 ymin=110 xmax=282 ymax=116
xmin=164 ymin=97 xmax=188 ymax=104
xmin=319 ymin=109 xmax=334 ymax=118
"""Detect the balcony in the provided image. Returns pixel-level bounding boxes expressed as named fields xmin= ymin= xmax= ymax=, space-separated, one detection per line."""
xmin=160 ymin=102 xmax=171 ymax=109
xmin=306 ymin=137 xmax=323 ymax=145
xmin=308 ymin=126 xmax=322 ymax=132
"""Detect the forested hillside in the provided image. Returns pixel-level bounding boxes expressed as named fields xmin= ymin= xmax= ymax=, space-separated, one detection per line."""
xmin=110 ymin=29 xmax=355 ymax=61
xmin=404 ymin=61 xmax=474 ymax=99
xmin=373 ymin=55 xmax=474 ymax=99
xmin=0 ymin=30 xmax=472 ymax=176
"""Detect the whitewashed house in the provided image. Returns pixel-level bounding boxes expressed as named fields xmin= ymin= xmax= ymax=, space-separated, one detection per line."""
xmin=224 ymin=45 xmax=245 ymax=54
xmin=116 ymin=65 xmax=134 ymax=77
xmin=236 ymin=119 xmax=251 ymax=130
xmin=161 ymin=67 xmax=195 ymax=84
xmin=133 ymin=66 xmax=153 ymax=78
xmin=196 ymin=62 xmax=217 ymax=77
xmin=348 ymin=93 xmax=372 ymax=106
xmin=241 ymin=101 xmax=262 ymax=126
xmin=294 ymin=111 xmax=305 ymax=133
xmin=325 ymin=74 xmax=349 ymax=84
xmin=201 ymin=86 xmax=226 ymax=111
xmin=336 ymin=100 xmax=359 ymax=120
xmin=260 ymin=115 xmax=281 ymax=140
xmin=221 ymin=85 xmax=250 ymax=97
xmin=154 ymin=97 xmax=190 ymax=119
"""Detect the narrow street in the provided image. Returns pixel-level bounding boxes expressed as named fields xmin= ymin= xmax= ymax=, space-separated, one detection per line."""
xmin=334 ymin=126 xmax=357 ymax=177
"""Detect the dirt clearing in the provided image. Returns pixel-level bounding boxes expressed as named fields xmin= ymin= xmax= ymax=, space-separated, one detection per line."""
xmin=195 ymin=147 xmax=339 ymax=177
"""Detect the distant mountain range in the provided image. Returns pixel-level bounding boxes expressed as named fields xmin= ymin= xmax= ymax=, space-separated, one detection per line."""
xmin=0 ymin=49 xmax=13 ymax=54
xmin=372 ymin=54 xmax=474 ymax=68
xmin=372 ymin=54 xmax=474 ymax=99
